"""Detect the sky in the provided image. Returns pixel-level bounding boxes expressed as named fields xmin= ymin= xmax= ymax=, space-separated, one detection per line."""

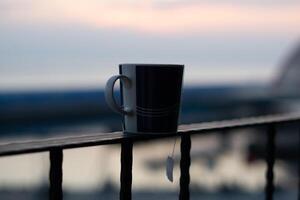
xmin=1 ymin=0 xmax=300 ymax=90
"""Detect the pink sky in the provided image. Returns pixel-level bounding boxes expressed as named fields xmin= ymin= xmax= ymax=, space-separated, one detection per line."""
xmin=2 ymin=1 xmax=300 ymax=35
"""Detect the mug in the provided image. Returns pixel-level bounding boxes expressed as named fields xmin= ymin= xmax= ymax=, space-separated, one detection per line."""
xmin=105 ymin=64 xmax=184 ymax=134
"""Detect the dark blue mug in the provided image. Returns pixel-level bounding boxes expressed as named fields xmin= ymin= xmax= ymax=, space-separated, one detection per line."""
xmin=105 ymin=64 xmax=184 ymax=134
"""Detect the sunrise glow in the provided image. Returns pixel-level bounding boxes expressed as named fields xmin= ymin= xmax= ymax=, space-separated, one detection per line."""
xmin=2 ymin=1 xmax=300 ymax=34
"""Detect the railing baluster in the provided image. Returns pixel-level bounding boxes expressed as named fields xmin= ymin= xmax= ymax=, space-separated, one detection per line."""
xmin=265 ymin=124 xmax=276 ymax=200
xmin=298 ymin=124 xmax=300 ymax=200
xmin=49 ymin=148 xmax=63 ymax=200
xmin=120 ymin=139 xmax=133 ymax=200
xmin=179 ymin=134 xmax=191 ymax=200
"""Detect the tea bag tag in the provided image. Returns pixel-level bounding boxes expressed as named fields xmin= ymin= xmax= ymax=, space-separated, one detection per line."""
xmin=166 ymin=156 xmax=174 ymax=182
xmin=166 ymin=138 xmax=177 ymax=182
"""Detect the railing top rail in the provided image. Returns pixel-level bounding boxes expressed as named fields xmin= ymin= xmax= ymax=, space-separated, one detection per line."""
xmin=0 ymin=112 xmax=300 ymax=157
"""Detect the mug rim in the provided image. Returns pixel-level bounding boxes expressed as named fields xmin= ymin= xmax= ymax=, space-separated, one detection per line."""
xmin=120 ymin=63 xmax=184 ymax=68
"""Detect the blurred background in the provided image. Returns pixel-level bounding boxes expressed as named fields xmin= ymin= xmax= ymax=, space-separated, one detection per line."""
xmin=0 ymin=0 xmax=300 ymax=199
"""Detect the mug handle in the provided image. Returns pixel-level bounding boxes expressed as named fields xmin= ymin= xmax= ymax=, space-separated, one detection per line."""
xmin=105 ymin=75 xmax=132 ymax=115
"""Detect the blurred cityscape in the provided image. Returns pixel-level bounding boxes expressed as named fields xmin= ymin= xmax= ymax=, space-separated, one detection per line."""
xmin=0 ymin=0 xmax=300 ymax=199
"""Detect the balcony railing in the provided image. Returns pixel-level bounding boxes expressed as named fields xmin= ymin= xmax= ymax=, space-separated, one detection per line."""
xmin=0 ymin=112 xmax=300 ymax=200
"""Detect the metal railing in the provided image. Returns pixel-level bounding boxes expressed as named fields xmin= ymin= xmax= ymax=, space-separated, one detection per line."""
xmin=0 ymin=112 xmax=300 ymax=200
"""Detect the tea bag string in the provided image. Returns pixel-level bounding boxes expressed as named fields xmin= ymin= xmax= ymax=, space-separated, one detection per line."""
xmin=171 ymin=137 xmax=177 ymax=158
